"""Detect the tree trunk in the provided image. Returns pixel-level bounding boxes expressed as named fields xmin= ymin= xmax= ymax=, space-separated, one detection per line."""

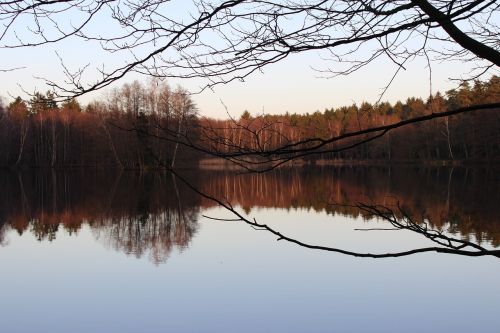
xmin=101 ymin=120 xmax=123 ymax=168
xmin=445 ymin=118 xmax=454 ymax=160
xmin=51 ymin=118 xmax=57 ymax=167
xmin=171 ymin=117 xmax=183 ymax=168
xmin=14 ymin=120 xmax=29 ymax=167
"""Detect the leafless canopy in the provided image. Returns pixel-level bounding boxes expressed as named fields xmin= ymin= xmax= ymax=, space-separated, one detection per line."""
xmin=1 ymin=1 xmax=498 ymax=98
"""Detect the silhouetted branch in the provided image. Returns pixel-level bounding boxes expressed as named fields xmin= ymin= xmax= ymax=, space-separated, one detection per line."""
xmin=0 ymin=66 xmax=25 ymax=72
xmin=1 ymin=1 xmax=498 ymax=98
xmin=125 ymin=101 xmax=500 ymax=172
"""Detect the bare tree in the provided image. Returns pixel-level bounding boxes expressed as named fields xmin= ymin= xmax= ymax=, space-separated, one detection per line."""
xmin=169 ymin=87 xmax=198 ymax=167
xmin=0 ymin=1 xmax=498 ymax=97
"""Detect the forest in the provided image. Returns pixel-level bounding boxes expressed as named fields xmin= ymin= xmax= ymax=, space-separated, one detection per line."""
xmin=0 ymin=76 xmax=499 ymax=168
xmin=0 ymin=81 xmax=199 ymax=168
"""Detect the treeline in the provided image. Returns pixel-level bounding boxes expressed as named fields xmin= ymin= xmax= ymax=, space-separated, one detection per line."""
xmin=0 ymin=77 xmax=499 ymax=168
xmin=200 ymin=76 xmax=500 ymax=163
xmin=0 ymin=81 xmax=198 ymax=168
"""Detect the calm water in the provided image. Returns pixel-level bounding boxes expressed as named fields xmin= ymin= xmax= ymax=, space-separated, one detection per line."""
xmin=0 ymin=166 xmax=499 ymax=333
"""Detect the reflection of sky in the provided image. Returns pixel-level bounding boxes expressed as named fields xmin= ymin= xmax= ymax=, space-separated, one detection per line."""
xmin=1 ymin=207 xmax=499 ymax=333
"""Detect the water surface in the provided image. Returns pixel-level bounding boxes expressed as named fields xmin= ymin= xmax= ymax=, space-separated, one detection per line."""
xmin=0 ymin=166 xmax=499 ymax=332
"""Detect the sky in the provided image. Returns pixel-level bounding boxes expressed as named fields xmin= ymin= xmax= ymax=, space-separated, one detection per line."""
xmin=0 ymin=1 xmax=496 ymax=119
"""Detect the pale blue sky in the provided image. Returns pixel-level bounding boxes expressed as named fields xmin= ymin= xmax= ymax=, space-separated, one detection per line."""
xmin=0 ymin=2 xmax=496 ymax=119
xmin=0 ymin=44 xmax=480 ymax=119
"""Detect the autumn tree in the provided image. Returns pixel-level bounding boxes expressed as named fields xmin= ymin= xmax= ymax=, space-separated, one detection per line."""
xmin=6 ymin=97 xmax=30 ymax=166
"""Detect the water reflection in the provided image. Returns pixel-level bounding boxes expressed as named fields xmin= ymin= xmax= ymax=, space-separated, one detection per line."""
xmin=0 ymin=170 xmax=201 ymax=264
xmin=200 ymin=166 xmax=500 ymax=245
xmin=0 ymin=166 xmax=499 ymax=263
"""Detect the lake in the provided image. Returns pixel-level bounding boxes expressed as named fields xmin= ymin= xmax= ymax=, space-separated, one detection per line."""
xmin=0 ymin=166 xmax=499 ymax=333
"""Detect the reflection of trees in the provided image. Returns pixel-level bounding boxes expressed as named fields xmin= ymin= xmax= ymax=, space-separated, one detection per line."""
xmin=0 ymin=170 xmax=200 ymax=263
xmin=93 ymin=209 xmax=199 ymax=265
xmin=200 ymin=166 xmax=500 ymax=246
xmin=0 ymin=223 xmax=8 ymax=246
xmin=0 ymin=166 xmax=498 ymax=258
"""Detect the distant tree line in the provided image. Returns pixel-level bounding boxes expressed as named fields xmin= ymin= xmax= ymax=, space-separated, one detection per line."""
xmin=0 ymin=76 xmax=498 ymax=168
xmin=0 ymin=81 xmax=198 ymax=168
xmin=199 ymin=76 xmax=500 ymax=163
